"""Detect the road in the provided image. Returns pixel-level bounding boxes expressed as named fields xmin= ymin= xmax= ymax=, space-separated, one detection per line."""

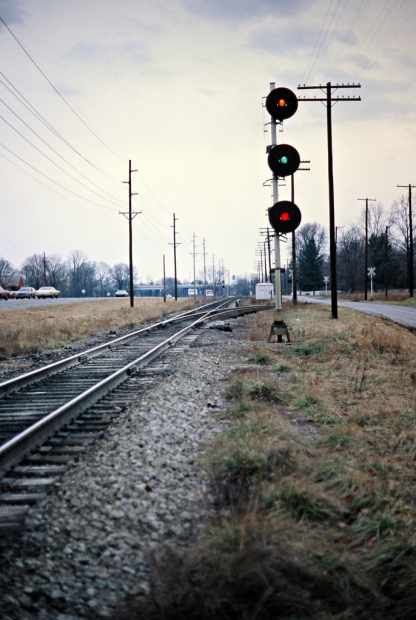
xmin=297 ymin=295 xmax=416 ymax=329
xmin=0 ymin=297 xmax=105 ymax=312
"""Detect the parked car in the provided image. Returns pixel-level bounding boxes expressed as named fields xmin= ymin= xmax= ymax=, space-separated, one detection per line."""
xmin=0 ymin=286 xmax=9 ymax=300
xmin=15 ymin=286 xmax=36 ymax=299
xmin=35 ymin=286 xmax=60 ymax=298
xmin=114 ymin=289 xmax=129 ymax=297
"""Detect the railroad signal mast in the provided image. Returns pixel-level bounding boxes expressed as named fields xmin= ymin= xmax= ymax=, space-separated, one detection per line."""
xmin=265 ymin=85 xmax=302 ymax=310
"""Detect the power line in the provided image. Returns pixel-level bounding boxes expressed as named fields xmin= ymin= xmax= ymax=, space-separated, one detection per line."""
xmin=0 ymin=13 xmax=120 ymax=160
xmin=0 ymin=93 xmax=123 ymax=207
xmin=0 ymin=71 xmax=114 ymax=179
xmin=303 ymin=0 xmax=342 ymax=84
xmin=0 ymin=140 xmax=114 ymax=212
xmin=0 ymin=110 xmax=124 ymax=208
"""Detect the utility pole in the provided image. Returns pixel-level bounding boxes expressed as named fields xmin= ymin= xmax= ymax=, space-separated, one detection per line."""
xmin=120 ymin=160 xmax=139 ymax=308
xmin=171 ymin=213 xmax=179 ymax=301
xmin=358 ymin=197 xmax=376 ymax=300
xmin=191 ymin=233 xmax=197 ymax=303
xmin=43 ymin=251 xmax=47 ymax=286
xmin=162 ymin=254 xmax=166 ymax=302
xmin=263 ymin=239 xmax=268 ymax=281
xmin=385 ymin=226 xmax=390 ymax=299
xmin=212 ymin=254 xmax=216 ymax=296
xmin=397 ymin=184 xmax=415 ymax=297
xmin=269 ymin=81 xmax=282 ymax=310
xmin=335 ymin=226 xmax=344 ymax=244
xmin=266 ymin=228 xmax=272 ymax=283
xmin=259 ymin=227 xmax=274 ymax=284
xmin=298 ymin=82 xmax=361 ymax=319
xmin=202 ymin=238 xmax=207 ymax=296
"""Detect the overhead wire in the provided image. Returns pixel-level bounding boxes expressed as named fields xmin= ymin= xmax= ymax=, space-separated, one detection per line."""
xmin=0 ymin=71 xmax=111 ymax=177
xmin=305 ymin=0 xmax=344 ymax=84
xmin=0 ymin=111 xmax=126 ymax=209
xmin=302 ymin=0 xmax=338 ymax=84
xmin=0 ymin=93 xmax=123 ymax=207
xmin=0 ymin=140 xmax=115 ymax=212
xmin=0 ymin=13 xmax=121 ymax=161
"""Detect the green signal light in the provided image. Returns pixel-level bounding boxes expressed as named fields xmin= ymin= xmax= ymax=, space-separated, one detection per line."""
xmin=279 ymin=155 xmax=289 ymax=165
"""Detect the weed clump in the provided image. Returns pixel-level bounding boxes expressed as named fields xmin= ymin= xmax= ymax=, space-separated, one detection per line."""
xmin=247 ymin=381 xmax=282 ymax=403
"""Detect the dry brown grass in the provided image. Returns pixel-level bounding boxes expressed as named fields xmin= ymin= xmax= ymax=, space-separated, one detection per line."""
xmin=0 ymin=298 xmax=194 ymax=357
xmin=115 ymin=303 xmax=416 ymax=619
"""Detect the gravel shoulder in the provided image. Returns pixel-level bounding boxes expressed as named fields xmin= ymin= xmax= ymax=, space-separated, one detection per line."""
xmin=0 ymin=317 xmax=252 ymax=620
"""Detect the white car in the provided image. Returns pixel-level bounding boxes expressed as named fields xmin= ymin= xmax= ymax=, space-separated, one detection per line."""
xmin=114 ymin=289 xmax=129 ymax=297
xmin=35 ymin=286 xmax=60 ymax=299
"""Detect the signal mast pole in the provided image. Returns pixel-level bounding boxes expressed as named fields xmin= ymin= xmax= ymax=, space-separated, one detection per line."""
xmin=270 ymin=81 xmax=282 ymax=310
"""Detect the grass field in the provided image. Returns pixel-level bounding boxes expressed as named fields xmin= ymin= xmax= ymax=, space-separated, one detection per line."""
xmin=0 ymin=298 xmax=194 ymax=357
xmin=119 ymin=303 xmax=416 ymax=619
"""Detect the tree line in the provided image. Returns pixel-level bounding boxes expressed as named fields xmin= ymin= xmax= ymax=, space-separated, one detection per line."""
xmin=0 ymin=251 xmax=136 ymax=297
xmin=294 ymin=197 xmax=413 ymax=294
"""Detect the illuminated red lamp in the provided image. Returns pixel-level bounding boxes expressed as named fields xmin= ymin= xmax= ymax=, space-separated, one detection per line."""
xmin=268 ymin=200 xmax=301 ymax=234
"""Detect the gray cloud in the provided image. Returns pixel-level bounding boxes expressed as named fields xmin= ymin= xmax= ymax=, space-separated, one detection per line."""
xmin=347 ymin=53 xmax=379 ymax=71
xmin=249 ymin=25 xmax=320 ymax=55
xmin=66 ymin=40 xmax=149 ymax=65
xmin=182 ymin=0 xmax=309 ymax=21
xmin=0 ymin=0 xmax=25 ymax=25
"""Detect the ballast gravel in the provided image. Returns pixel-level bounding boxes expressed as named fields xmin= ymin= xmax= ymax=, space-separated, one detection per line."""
xmin=0 ymin=318 xmax=253 ymax=620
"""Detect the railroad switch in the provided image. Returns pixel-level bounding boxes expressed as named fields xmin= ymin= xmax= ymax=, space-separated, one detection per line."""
xmin=268 ymin=320 xmax=290 ymax=344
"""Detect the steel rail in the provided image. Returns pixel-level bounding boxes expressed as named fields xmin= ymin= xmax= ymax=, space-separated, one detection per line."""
xmin=0 ymin=298 xmax=232 ymax=398
xmin=0 ymin=300 xmax=231 ymax=475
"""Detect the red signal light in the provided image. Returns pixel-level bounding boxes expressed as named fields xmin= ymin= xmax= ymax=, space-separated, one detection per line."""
xmin=280 ymin=211 xmax=290 ymax=221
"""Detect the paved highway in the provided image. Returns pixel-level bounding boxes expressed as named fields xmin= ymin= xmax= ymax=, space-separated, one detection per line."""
xmin=297 ymin=295 xmax=416 ymax=329
xmin=0 ymin=297 xmax=105 ymax=312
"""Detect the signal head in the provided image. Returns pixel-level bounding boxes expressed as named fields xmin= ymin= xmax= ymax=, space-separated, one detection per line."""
xmin=265 ymin=87 xmax=298 ymax=121
xmin=268 ymin=201 xmax=301 ymax=234
xmin=267 ymin=144 xmax=300 ymax=177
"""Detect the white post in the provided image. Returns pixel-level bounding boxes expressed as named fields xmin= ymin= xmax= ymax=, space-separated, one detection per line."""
xmin=270 ymin=81 xmax=281 ymax=310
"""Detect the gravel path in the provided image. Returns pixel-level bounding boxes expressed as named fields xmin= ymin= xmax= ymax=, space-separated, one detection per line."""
xmin=0 ymin=318 xmax=251 ymax=620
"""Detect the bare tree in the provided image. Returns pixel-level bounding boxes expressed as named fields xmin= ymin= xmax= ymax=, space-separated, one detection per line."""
xmin=111 ymin=263 xmax=130 ymax=290
xmin=95 ymin=262 xmax=111 ymax=297
xmin=0 ymin=258 xmax=16 ymax=287
xmin=22 ymin=254 xmax=45 ymax=289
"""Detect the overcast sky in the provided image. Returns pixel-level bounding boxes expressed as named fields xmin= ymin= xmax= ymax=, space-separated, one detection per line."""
xmin=1 ymin=0 xmax=415 ymax=281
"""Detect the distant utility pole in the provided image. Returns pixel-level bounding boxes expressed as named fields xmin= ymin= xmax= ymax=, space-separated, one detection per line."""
xmin=120 ymin=159 xmax=139 ymax=308
xmin=43 ymin=251 xmax=47 ymax=286
xmin=212 ymin=254 xmax=216 ymax=295
xmin=171 ymin=213 xmax=179 ymax=301
xmin=396 ymin=184 xmax=415 ymax=297
xmin=162 ymin=254 xmax=166 ymax=302
xmin=385 ymin=226 xmax=390 ymax=299
xmin=298 ymin=81 xmax=361 ymax=319
xmin=266 ymin=228 xmax=272 ymax=283
xmin=191 ymin=233 xmax=197 ymax=302
xmin=263 ymin=239 xmax=268 ymax=281
xmin=335 ymin=226 xmax=344 ymax=244
xmin=358 ymin=197 xmax=376 ymax=300
xmin=202 ymin=238 xmax=207 ymax=295
xmin=259 ymin=227 xmax=273 ymax=284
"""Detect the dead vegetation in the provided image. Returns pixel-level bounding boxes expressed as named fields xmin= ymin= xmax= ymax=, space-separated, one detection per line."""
xmin=0 ymin=298 xmax=193 ymax=357
xmin=116 ymin=303 xmax=416 ymax=619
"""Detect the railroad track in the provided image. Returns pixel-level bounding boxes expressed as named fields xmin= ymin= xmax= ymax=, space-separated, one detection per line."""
xmin=0 ymin=298 xmax=271 ymax=532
